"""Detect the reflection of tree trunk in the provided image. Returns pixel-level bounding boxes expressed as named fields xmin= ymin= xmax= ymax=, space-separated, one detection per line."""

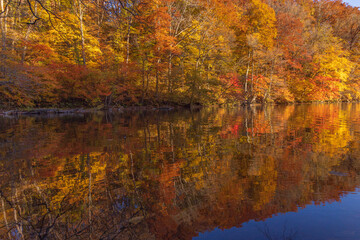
xmin=130 ymin=151 xmax=146 ymax=216
xmin=87 ymin=154 xmax=93 ymax=239
xmin=2 ymin=198 xmax=11 ymax=239
xmin=157 ymin=119 xmax=160 ymax=146
xmin=245 ymin=108 xmax=250 ymax=143
xmin=12 ymin=189 xmax=24 ymax=240
xmin=251 ymin=107 xmax=255 ymax=138
xmin=170 ymin=123 xmax=175 ymax=162
xmin=144 ymin=128 xmax=147 ymax=149
xmin=265 ymin=105 xmax=274 ymax=137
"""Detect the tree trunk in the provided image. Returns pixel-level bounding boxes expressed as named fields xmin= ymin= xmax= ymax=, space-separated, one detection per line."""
xmin=145 ymin=69 xmax=149 ymax=100
xmin=126 ymin=16 xmax=131 ymax=65
xmin=251 ymin=50 xmax=254 ymax=94
xmin=22 ymin=2 xmax=38 ymax=64
xmin=168 ymin=53 xmax=172 ymax=93
xmin=79 ymin=0 xmax=86 ymax=66
xmin=245 ymin=51 xmax=251 ymax=93
xmin=141 ymin=57 xmax=146 ymax=103
xmin=0 ymin=0 xmax=7 ymax=78
xmin=168 ymin=4 xmax=173 ymax=94
xmin=156 ymin=59 xmax=160 ymax=102
xmin=265 ymin=60 xmax=274 ymax=102
xmin=0 ymin=0 xmax=6 ymax=50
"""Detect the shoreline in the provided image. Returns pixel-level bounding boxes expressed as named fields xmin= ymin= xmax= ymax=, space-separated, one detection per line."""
xmin=0 ymin=101 xmax=358 ymax=116
xmin=0 ymin=105 xmax=187 ymax=116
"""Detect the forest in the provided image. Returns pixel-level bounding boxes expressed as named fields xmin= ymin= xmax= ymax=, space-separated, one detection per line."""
xmin=0 ymin=0 xmax=360 ymax=108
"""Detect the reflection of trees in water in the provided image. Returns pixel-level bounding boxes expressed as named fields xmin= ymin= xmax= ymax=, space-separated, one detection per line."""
xmin=0 ymin=187 xmax=149 ymax=239
xmin=0 ymin=104 xmax=360 ymax=239
xmin=258 ymin=222 xmax=298 ymax=240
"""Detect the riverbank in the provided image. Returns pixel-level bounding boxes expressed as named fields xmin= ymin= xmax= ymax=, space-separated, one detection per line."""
xmin=0 ymin=105 xmax=186 ymax=116
xmin=1 ymin=100 xmax=357 ymax=116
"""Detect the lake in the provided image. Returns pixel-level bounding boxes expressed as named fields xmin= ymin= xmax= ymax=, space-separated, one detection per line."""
xmin=1 ymin=103 xmax=360 ymax=240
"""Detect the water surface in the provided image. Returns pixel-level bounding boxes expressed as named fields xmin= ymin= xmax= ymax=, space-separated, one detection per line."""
xmin=1 ymin=103 xmax=360 ymax=239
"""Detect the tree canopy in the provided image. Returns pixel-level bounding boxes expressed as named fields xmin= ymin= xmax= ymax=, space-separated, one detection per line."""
xmin=1 ymin=0 xmax=360 ymax=107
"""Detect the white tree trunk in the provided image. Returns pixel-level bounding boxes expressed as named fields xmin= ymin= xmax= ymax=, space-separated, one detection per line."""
xmin=79 ymin=0 xmax=86 ymax=65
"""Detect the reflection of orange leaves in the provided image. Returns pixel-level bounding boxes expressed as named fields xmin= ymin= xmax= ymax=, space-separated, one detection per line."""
xmin=247 ymin=124 xmax=269 ymax=135
xmin=2 ymin=106 xmax=360 ymax=240
xmin=148 ymin=214 xmax=178 ymax=240
xmin=33 ymin=158 xmax=61 ymax=178
xmin=220 ymin=119 xmax=243 ymax=139
xmin=157 ymin=160 xmax=182 ymax=213
xmin=248 ymin=116 xmax=271 ymax=135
